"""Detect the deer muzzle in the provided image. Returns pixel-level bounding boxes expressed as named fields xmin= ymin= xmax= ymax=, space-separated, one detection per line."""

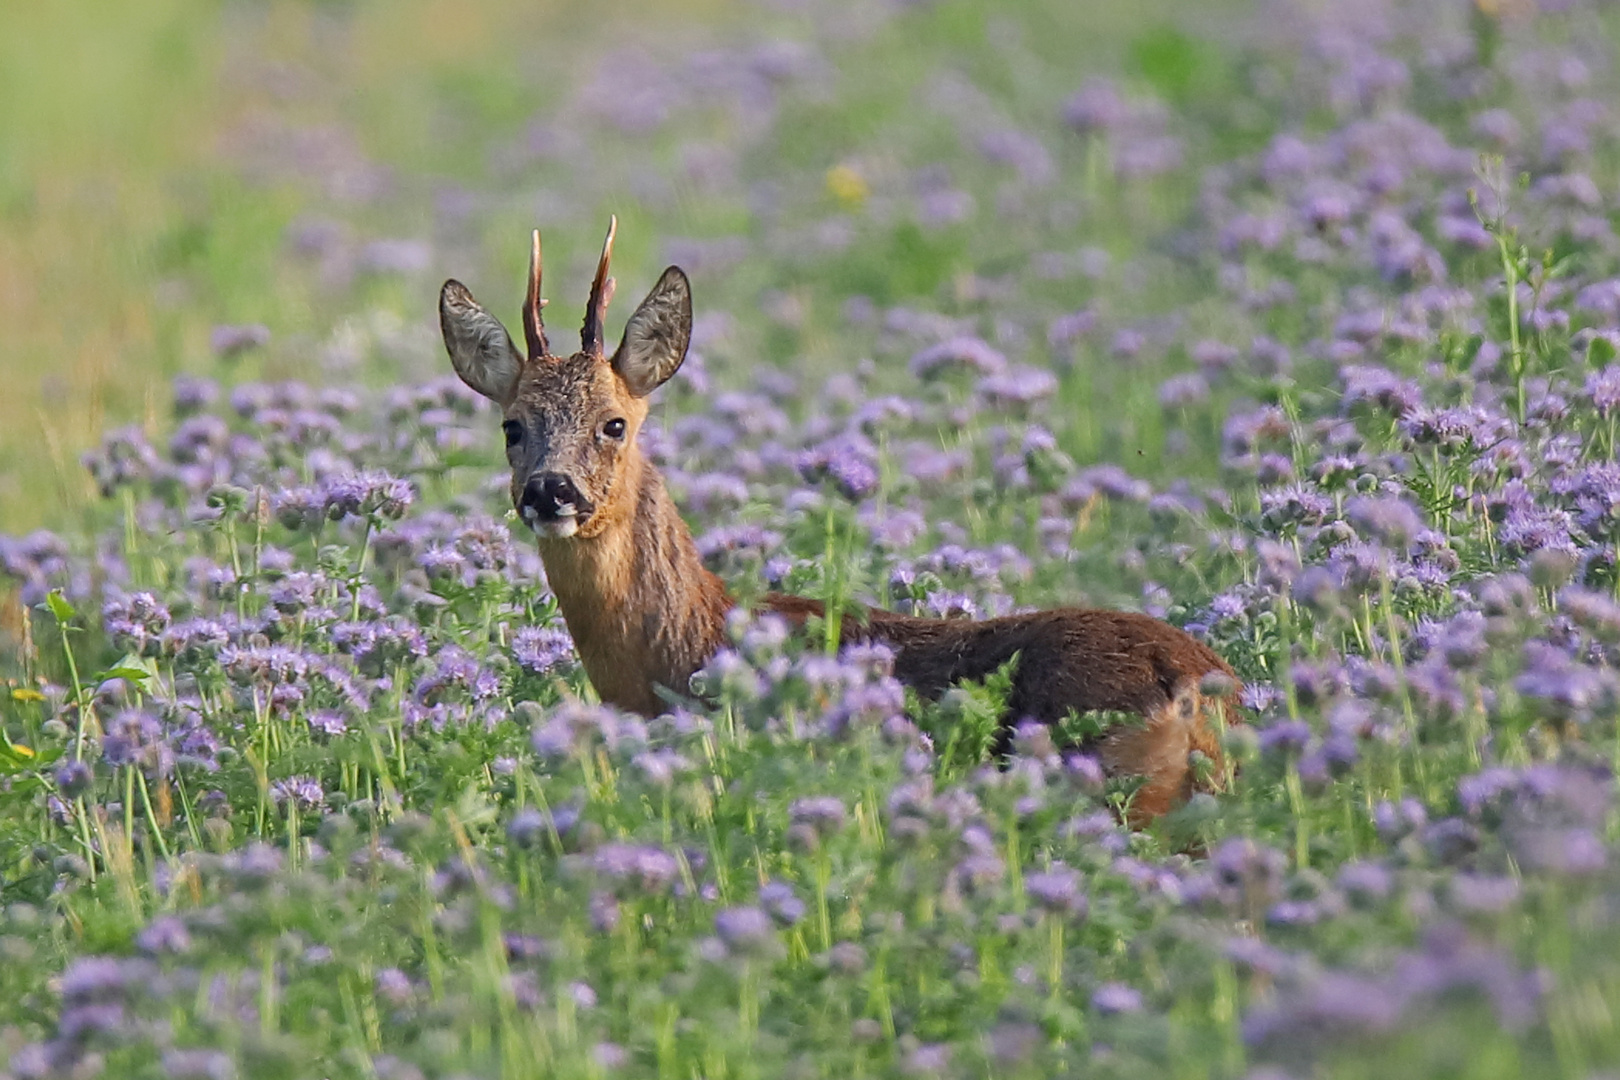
xmin=520 ymin=472 xmax=594 ymax=538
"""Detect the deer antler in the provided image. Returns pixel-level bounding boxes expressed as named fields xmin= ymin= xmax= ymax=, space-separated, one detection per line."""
xmin=582 ymin=215 xmax=618 ymax=355
xmin=523 ymin=229 xmax=548 ymax=359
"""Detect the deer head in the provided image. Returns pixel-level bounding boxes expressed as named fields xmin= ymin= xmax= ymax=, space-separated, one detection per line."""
xmin=439 ymin=218 xmax=693 ymax=539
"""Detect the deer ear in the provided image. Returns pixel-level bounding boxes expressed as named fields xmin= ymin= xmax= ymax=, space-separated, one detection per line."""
xmin=610 ymin=267 xmax=691 ymax=398
xmin=440 ymin=279 xmax=523 ymax=404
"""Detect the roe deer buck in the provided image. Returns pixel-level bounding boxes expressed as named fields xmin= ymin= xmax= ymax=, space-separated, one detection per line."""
xmin=440 ymin=219 xmax=1241 ymax=822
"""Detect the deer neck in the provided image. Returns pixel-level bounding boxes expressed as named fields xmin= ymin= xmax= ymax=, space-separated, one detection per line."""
xmin=535 ymin=452 xmax=732 ymax=715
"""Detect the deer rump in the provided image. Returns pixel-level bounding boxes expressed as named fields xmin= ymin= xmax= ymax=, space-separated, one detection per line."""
xmin=761 ymin=594 xmax=1241 ymax=824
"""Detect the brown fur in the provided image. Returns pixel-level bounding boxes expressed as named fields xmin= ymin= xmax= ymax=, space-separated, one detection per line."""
xmin=440 ymin=223 xmax=1241 ymax=825
xmin=537 ymin=455 xmax=732 ymax=716
xmin=761 ymin=595 xmax=1238 ymax=822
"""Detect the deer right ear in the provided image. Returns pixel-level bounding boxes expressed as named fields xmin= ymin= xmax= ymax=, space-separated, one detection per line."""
xmin=610 ymin=267 xmax=692 ymax=398
xmin=440 ymin=280 xmax=523 ymax=404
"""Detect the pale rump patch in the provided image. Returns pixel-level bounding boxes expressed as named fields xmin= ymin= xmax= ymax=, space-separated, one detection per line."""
xmin=1095 ymin=682 xmax=1230 ymax=826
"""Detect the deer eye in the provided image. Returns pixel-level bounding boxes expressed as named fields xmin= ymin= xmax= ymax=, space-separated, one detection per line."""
xmin=502 ymin=420 xmax=523 ymax=448
xmin=602 ymin=418 xmax=627 ymax=440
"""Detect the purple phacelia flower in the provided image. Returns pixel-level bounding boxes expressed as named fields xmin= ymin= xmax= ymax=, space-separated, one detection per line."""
xmin=55 ymin=760 xmax=93 ymax=798
xmin=588 ymin=891 xmax=620 ymax=933
xmin=211 ymin=323 xmax=271 ymax=358
xmin=759 ymin=881 xmax=806 ymax=927
xmin=325 ymin=471 xmax=416 ymax=522
xmin=161 ymin=1049 xmax=234 ymax=1079
xmin=136 ymin=915 xmax=192 ymax=955
xmin=375 ymin=968 xmax=414 ymax=1006
xmin=1260 ymin=486 xmax=1333 ymax=530
xmin=415 ymin=644 xmax=500 ymax=705
xmin=789 ymin=795 xmax=848 ymax=836
xmin=511 ymin=625 xmax=575 ymax=676
xmin=169 ymin=414 xmax=231 ymax=465
xmin=1025 ymin=866 xmax=1086 ymax=916
xmin=797 ymin=435 xmax=881 ymax=501
xmin=1562 ymin=587 xmax=1620 ymax=643
xmin=978 ymin=366 xmax=1058 ymax=407
xmin=307 ymin=710 xmax=348 ymax=736
xmin=1157 ymin=372 xmax=1209 ymax=409
xmin=1211 ymin=838 xmax=1286 ymax=904
xmin=1091 ymin=983 xmax=1144 ymax=1015
xmin=1047 ymin=309 xmax=1096 ymax=347
xmin=172 ymin=375 xmax=219 ymax=415
xmin=1339 ymin=364 xmax=1423 ymax=418
xmin=1062 ymin=77 xmax=1127 ymax=133
xmin=1259 ymin=720 xmax=1311 ymax=757
xmin=1338 ymin=861 xmax=1393 ymax=905
xmin=591 ymin=843 xmax=680 ymax=894
xmin=101 ymin=709 xmax=174 ymax=777
xmin=1064 ymin=464 xmax=1151 ymax=505
xmin=909 ymin=336 xmax=1007 ymax=380
xmin=270 ymin=776 xmax=325 ymax=809
xmin=696 ymin=523 xmax=784 ymax=564
xmin=1449 ymin=874 xmax=1520 ymax=914
xmin=1514 ymin=642 xmax=1616 ymax=725
xmin=1347 ymin=495 xmax=1425 ymax=549
xmin=507 ymin=808 xmax=550 ymax=849
xmin=81 ymin=426 xmax=162 ymax=497
xmin=272 ymin=485 xmax=326 ymax=531
xmin=1584 ymin=365 xmax=1620 ymax=418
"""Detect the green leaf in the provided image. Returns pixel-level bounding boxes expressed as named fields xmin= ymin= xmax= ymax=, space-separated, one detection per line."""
xmin=45 ymin=589 xmax=76 ymax=623
xmin=913 ymin=653 xmax=1021 ymax=782
xmin=1128 ymin=25 xmax=1207 ymax=104
xmin=1589 ymin=336 xmax=1616 ymax=368
xmin=98 ymin=665 xmax=155 ymax=688
xmin=1059 ymin=708 xmax=1145 ymax=744
xmin=0 ymin=741 xmax=43 ymax=773
xmin=110 ymin=653 xmax=160 ymax=681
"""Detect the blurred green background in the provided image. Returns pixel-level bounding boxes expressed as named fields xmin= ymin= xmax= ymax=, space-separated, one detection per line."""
xmin=0 ymin=0 xmax=1250 ymax=531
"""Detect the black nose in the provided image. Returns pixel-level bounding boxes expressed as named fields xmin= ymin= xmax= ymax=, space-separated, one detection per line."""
xmin=521 ymin=473 xmax=582 ymax=519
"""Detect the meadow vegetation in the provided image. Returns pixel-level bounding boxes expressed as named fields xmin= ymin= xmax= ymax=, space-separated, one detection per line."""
xmin=5 ymin=0 xmax=1620 ymax=1076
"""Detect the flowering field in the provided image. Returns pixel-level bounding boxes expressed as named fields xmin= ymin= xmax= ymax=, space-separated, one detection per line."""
xmin=6 ymin=0 xmax=1620 ymax=1076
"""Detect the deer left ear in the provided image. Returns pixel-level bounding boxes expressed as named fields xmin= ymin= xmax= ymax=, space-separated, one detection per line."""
xmin=610 ymin=267 xmax=691 ymax=398
xmin=441 ymin=280 xmax=524 ymax=404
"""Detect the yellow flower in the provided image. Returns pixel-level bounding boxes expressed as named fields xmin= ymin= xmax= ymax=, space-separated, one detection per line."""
xmin=825 ymin=164 xmax=868 ymax=208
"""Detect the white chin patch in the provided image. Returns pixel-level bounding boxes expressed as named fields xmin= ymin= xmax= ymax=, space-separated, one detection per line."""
xmin=536 ymin=517 xmax=579 ymax=539
xmin=523 ymin=504 xmax=579 ymax=539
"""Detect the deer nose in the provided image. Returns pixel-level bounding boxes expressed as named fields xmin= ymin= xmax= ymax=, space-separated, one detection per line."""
xmin=521 ymin=473 xmax=583 ymax=520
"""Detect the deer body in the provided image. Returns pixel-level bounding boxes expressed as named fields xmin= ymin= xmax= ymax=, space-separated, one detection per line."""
xmin=441 ymin=221 xmax=1240 ymax=822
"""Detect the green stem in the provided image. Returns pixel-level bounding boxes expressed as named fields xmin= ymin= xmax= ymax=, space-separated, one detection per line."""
xmin=1285 ymin=760 xmax=1308 ymax=868
xmin=55 ymin=618 xmax=90 ymax=763
xmin=135 ymin=770 xmax=172 ymax=861
xmin=174 ymin=771 xmax=205 ymax=852
xmin=1046 ymin=916 xmax=1064 ymax=1001
xmin=823 ymin=502 xmax=843 ymax=654
xmin=814 ymin=851 xmax=832 ymax=953
xmin=122 ymin=487 xmax=142 ymax=586
xmin=351 ymin=518 xmax=374 ymax=621
xmin=1380 ymin=574 xmax=1425 ymax=796
xmin=1495 ymin=232 xmax=1526 ymax=423
xmin=73 ymin=797 xmax=98 ymax=882
xmin=123 ymin=765 xmax=135 ymax=845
